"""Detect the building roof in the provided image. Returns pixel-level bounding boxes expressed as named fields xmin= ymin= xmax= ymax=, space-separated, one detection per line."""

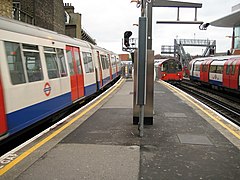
xmin=210 ymin=9 xmax=240 ymax=27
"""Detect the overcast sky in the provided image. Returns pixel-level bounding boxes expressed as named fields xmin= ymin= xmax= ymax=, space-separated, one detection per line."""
xmin=63 ymin=0 xmax=240 ymax=55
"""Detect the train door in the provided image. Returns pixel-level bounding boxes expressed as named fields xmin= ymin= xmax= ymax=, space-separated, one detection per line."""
xmin=115 ymin=56 xmax=118 ymax=76
xmin=108 ymin=54 xmax=113 ymax=80
xmin=0 ymin=75 xmax=8 ymax=136
xmin=223 ymin=60 xmax=231 ymax=88
xmin=66 ymin=46 xmax=84 ymax=101
xmin=97 ymin=51 xmax=103 ymax=87
xmin=200 ymin=60 xmax=211 ymax=82
xmin=223 ymin=60 xmax=239 ymax=89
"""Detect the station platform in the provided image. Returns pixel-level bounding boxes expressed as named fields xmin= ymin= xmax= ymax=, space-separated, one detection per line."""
xmin=1 ymin=78 xmax=240 ymax=180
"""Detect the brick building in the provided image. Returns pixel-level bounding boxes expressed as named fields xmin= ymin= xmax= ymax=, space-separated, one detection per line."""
xmin=12 ymin=0 xmax=65 ymax=34
xmin=0 ymin=0 xmax=12 ymax=18
xmin=64 ymin=3 xmax=96 ymax=44
xmin=119 ymin=54 xmax=130 ymax=61
xmin=0 ymin=1 xmax=96 ymax=44
xmin=64 ymin=3 xmax=81 ymax=39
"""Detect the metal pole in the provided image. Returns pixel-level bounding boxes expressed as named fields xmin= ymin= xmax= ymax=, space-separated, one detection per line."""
xmin=139 ymin=105 xmax=144 ymax=137
xmin=147 ymin=1 xmax=152 ymax=50
xmin=138 ymin=0 xmax=147 ymax=137
xmin=141 ymin=0 xmax=146 ymax=17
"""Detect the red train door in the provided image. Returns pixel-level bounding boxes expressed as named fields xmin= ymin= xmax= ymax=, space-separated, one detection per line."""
xmin=223 ymin=61 xmax=231 ymax=88
xmin=97 ymin=51 xmax=103 ymax=87
xmin=224 ymin=60 xmax=239 ymax=89
xmin=66 ymin=46 xmax=84 ymax=101
xmin=200 ymin=59 xmax=212 ymax=82
xmin=229 ymin=60 xmax=239 ymax=89
xmin=0 ymin=75 xmax=8 ymax=136
xmin=108 ymin=54 xmax=113 ymax=80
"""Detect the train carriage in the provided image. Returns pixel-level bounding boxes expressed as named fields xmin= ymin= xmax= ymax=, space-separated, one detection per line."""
xmin=222 ymin=56 xmax=240 ymax=90
xmin=189 ymin=55 xmax=240 ymax=93
xmin=155 ymin=58 xmax=183 ymax=83
xmin=0 ymin=16 xmax=120 ymax=140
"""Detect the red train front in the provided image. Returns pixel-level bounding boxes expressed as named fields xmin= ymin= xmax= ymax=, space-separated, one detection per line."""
xmin=155 ymin=58 xmax=183 ymax=83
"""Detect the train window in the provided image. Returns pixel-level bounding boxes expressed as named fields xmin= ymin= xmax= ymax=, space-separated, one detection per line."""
xmin=210 ymin=65 xmax=217 ymax=73
xmin=66 ymin=50 xmax=74 ymax=75
xmin=100 ymin=55 xmax=107 ymax=70
xmin=231 ymin=61 xmax=237 ymax=75
xmin=194 ymin=64 xmax=200 ymax=71
xmin=177 ymin=63 xmax=182 ymax=71
xmin=226 ymin=65 xmax=230 ymax=75
xmin=4 ymin=42 xmax=26 ymax=85
xmin=44 ymin=49 xmax=60 ymax=79
xmin=161 ymin=62 xmax=168 ymax=72
xmin=216 ymin=65 xmax=223 ymax=74
xmin=83 ymin=52 xmax=94 ymax=73
xmin=23 ymin=51 xmax=43 ymax=82
xmin=57 ymin=49 xmax=68 ymax=77
xmin=203 ymin=65 xmax=208 ymax=72
xmin=111 ymin=56 xmax=116 ymax=67
xmin=74 ymin=51 xmax=82 ymax=74
xmin=22 ymin=44 xmax=38 ymax=51
xmin=105 ymin=56 xmax=110 ymax=69
xmin=44 ymin=47 xmax=55 ymax=52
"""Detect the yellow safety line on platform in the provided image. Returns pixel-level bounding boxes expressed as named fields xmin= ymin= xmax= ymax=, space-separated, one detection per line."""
xmin=159 ymin=81 xmax=240 ymax=140
xmin=0 ymin=78 xmax=125 ymax=176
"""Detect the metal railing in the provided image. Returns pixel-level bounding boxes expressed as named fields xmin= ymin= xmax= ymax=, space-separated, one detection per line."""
xmin=12 ymin=7 xmax=34 ymax=25
xmin=176 ymin=39 xmax=216 ymax=47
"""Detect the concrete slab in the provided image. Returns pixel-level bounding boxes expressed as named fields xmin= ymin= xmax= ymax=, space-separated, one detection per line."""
xmin=17 ymin=144 xmax=140 ymax=180
xmin=140 ymin=144 xmax=240 ymax=180
xmin=102 ymin=95 xmax=133 ymax=108
xmin=60 ymin=108 xmax=140 ymax=146
xmin=164 ymin=112 xmax=187 ymax=118
xmin=177 ymin=134 xmax=213 ymax=145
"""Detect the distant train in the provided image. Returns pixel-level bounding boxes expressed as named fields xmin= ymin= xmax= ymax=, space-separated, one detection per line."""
xmin=188 ymin=55 xmax=240 ymax=93
xmin=154 ymin=58 xmax=183 ymax=83
xmin=0 ymin=16 xmax=121 ymax=140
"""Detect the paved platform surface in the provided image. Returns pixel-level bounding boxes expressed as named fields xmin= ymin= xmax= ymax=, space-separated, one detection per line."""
xmin=2 ymin=79 xmax=240 ymax=180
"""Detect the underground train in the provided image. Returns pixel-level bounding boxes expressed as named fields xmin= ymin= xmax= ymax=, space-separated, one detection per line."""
xmin=188 ymin=55 xmax=240 ymax=93
xmin=0 ymin=16 xmax=121 ymax=140
xmin=154 ymin=58 xmax=183 ymax=83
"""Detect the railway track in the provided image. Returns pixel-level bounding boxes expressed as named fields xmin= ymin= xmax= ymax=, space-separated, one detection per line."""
xmin=174 ymin=81 xmax=240 ymax=126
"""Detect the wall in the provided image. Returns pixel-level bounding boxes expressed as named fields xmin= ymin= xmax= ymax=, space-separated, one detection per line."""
xmin=0 ymin=0 xmax=12 ymax=18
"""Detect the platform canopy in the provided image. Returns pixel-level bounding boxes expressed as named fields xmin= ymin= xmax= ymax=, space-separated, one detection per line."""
xmin=210 ymin=9 xmax=240 ymax=27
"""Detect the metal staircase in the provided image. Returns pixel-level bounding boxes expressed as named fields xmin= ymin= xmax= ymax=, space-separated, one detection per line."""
xmin=161 ymin=38 xmax=216 ymax=66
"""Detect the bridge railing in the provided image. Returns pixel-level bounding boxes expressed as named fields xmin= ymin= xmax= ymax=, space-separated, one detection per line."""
xmin=176 ymin=39 xmax=216 ymax=46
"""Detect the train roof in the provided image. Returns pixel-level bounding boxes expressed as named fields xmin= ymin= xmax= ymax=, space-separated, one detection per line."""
xmin=0 ymin=16 xmax=91 ymax=48
xmin=154 ymin=58 xmax=177 ymax=63
xmin=211 ymin=59 xmax=226 ymax=65
xmin=190 ymin=55 xmax=240 ymax=63
xmin=211 ymin=55 xmax=240 ymax=60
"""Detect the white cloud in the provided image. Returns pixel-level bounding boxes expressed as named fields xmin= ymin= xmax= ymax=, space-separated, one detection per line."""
xmin=64 ymin=0 xmax=239 ymax=55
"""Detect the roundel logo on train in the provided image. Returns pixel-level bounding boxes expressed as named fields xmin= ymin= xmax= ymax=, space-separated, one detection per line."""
xmin=43 ymin=82 xmax=51 ymax=96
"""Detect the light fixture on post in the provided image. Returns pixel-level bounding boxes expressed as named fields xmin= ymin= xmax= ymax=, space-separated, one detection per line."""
xmin=130 ymin=0 xmax=141 ymax=8
xmin=199 ymin=22 xmax=210 ymax=30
